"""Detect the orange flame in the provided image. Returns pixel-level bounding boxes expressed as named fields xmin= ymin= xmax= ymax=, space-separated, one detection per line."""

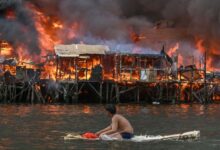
xmin=6 ymin=9 xmax=16 ymax=20
xmin=27 ymin=3 xmax=62 ymax=54
xmin=195 ymin=38 xmax=219 ymax=71
xmin=0 ymin=41 xmax=13 ymax=56
xmin=167 ymin=43 xmax=179 ymax=56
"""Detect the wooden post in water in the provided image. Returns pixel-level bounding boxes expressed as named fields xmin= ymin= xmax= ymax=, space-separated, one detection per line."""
xmin=8 ymin=84 xmax=11 ymax=103
xmin=74 ymin=58 xmax=79 ymax=103
xmin=56 ymin=56 xmax=59 ymax=81
xmin=19 ymin=84 xmax=24 ymax=102
xmin=114 ymin=54 xmax=118 ymax=81
xmin=166 ymin=82 xmax=168 ymax=101
xmin=86 ymin=59 xmax=88 ymax=81
xmin=115 ymin=83 xmax=120 ymax=103
xmin=106 ymin=82 xmax=109 ymax=103
xmin=204 ymin=50 xmax=208 ymax=103
xmin=59 ymin=57 xmax=62 ymax=79
xmin=191 ymin=56 xmax=195 ymax=102
xmin=137 ymin=86 xmax=140 ymax=103
xmin=68 ymin=58 xmax=71 ymax=80
xmin=4 ymin=84 xmax=7 ymax=103
xmin=31 ymin=85 xmax=34 ymax=104
xmin=99 ymin=82 xmax=103 ymax=103
xmin=26 ymin=86 xmax=31 ymax=103
xmin=119 ymin=54 xmax=122 ymax=81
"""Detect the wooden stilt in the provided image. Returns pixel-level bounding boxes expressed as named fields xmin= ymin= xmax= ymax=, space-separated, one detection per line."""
xmin=4 ymin=85 xmax=7 ymax=103
xmin=31 ymin=85 xmax=35 ymax=104
xmin=18 ymin=86 xmax=23 ymax=102
xmin=137 ymin=86 xmax=140 ymax=103
xmin=8 ymin=85 xmax=11 ymax=103
xmin=115 ymin=83 xmax=120 ymax=103
xmin=106 ymin=82 xmax=109 ymax=103
xmin=110 ymin=83 xmax=114 ymax=102
xmin=56 ymin=56 xmax=59 ymax=81
xmin=75 ymin=83 xmax=79 ymax=103
xmin=99 ymin=82 xmax=103 ymax=103
xmin=159 ymin=83 xmax=163 ymax=101
xmin=86 ymin=59 xmax=88 ymax=80
xmin=166 ymin=83 xmax=168 ymax=101
xmin=26 ymin=86 xmax=31 ymax=103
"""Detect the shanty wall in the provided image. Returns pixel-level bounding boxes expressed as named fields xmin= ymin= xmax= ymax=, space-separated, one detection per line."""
xmin=55 ymin=53 xmax=169 ymax=83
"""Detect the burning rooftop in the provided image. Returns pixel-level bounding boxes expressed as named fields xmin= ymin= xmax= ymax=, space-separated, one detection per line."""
xmin=55 ymin=44 xmax=109 ymax=57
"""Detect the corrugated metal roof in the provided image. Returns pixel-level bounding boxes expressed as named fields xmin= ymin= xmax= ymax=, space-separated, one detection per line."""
xmin=55 ymin=44 xmax=109 ymax=57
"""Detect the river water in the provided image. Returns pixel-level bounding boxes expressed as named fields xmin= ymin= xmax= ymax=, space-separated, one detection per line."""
xmin=0 ymin=104 xmax=220 ymax=150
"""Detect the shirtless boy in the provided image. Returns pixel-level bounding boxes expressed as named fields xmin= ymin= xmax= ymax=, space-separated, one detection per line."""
xmin=96 ymin=104 xmax=134 ymax=140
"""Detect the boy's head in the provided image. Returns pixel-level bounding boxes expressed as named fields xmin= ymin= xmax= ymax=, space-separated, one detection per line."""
xmin=105 ymin=104 xmax=116 ymax=116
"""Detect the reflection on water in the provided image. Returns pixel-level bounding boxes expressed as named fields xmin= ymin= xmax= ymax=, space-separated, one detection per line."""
xmin=82 ymin=105 xmax=91 ymax=114
xmin=0 ymin=104 xmax=220 ymax=149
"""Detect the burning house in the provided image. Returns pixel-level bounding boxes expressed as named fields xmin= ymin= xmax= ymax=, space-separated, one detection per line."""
xmin=55 ymin=44 xmax=109 ymax=81
xmin=0 ymin=0 xmax=219 ymax=103
xmin=0 ymin=42 xmax=219 ymax=103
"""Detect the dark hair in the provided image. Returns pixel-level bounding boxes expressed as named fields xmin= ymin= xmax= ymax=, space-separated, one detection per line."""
xmin=105 ymin=104 xmax=116 ymax=115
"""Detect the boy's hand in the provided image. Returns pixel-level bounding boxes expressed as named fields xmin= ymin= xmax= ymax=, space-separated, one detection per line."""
xmin=95 ymin=132 xmax=100 ymax=136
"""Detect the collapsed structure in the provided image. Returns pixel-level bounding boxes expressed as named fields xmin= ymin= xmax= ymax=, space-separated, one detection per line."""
xmin=0 ymin=43 xmax=219 ymax=104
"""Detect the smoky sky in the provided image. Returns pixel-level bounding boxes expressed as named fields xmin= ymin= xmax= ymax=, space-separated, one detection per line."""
xmin=2 ymin=0 xmax=220 ymax=44
xmin=0 ymin=0 xmax=220 ymax=65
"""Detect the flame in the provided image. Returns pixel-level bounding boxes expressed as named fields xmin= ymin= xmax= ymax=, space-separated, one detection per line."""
xmin=167 ymin=43 xmax=185 ymax=66
xmin=195 ymin=38 xmax=219 ymax=71
xmin=24 ymin=3 xmax=81 ymax=79
xmin=6 ymin=9 xmax=16 ymax=20
xmin=52 ymin=21 xmax=63 ymax=29
xmin=0 ymin=41 xmax=13 ymax=56
xmin=196 ymin=39 xmax=205 ymax=54
xmin=0 ymin=2 xmax=219 ymax=86
xmin=27 ymin=3 xmax=62 ymax=53
xmin=167 ymin=43 xmax=179 ymax=56
xmin=27 ymin=3 xmax=80 ymax=55
xmin=41 ymin=64 xmax=57 ymax=80
xmin=130 ymin=31 xmax=146 ymax=43
xmin=67 ymin=23 xmax=80 ymax=40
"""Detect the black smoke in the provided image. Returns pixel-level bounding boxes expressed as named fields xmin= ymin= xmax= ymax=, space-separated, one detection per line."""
xmin=0 ymin=0 xmax=220 ymax=68
xmin=0 ymin=0 xmax=40 ymax=56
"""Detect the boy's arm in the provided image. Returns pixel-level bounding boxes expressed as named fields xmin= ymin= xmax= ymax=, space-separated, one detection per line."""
xmin=96 ymin=125 xmax=111 ymax=136
xmin=100 ymin=117 xmax=118 ymax=135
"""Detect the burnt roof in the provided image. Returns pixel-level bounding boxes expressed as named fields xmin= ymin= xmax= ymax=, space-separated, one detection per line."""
xmin=54 ymin=44 xmax=164 ymax=58
xmin=55 ymin=44 xmax=109 ymax=57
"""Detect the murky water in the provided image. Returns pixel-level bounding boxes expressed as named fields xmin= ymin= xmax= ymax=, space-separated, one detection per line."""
xmin=0 ymin=104 xmax=220 ymax=150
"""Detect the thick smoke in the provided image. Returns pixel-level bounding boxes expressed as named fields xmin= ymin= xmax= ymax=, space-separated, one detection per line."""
xmin=0 ymin=0 xmax=40 ymax=56
xmin=0 ymin=0 xmax=220 ymax=68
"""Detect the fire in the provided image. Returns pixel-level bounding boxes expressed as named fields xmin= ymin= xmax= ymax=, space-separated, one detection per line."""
xmin=195 ymin=38 xmax=219 ymax=71
xmin=16 ymin=45 xmax=30 ymax=62
xmin=167 ymin=43 xmax=184 ymax=66
xmin=0 ymin=41 xmax=13 ymax=56
xmin=52 ymin=22 xmax=63 ymax=29
xmin=0 ymin=2 xmax=219 ymax=85
xmin=41 ymin=64 xmax=57 ymax=80
xmin=196 ymin=39 xmax=205 ymax=54
xmin=27 ymin=3 xmax=80 ymax=55
xmin=167 ymin=43 xmax=179 ymax=56
xmin=27 ymin=3 xmax=62 ymax=53
xmin=24 ymin=3 xmax=81 ymax=79
xmin=130 ymin=31 xmax=146 ymax=43
xmin=6 ymin=9 xmax=16 ymax=20
xmin=67 ymin=23 xmax=80 ymax=40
